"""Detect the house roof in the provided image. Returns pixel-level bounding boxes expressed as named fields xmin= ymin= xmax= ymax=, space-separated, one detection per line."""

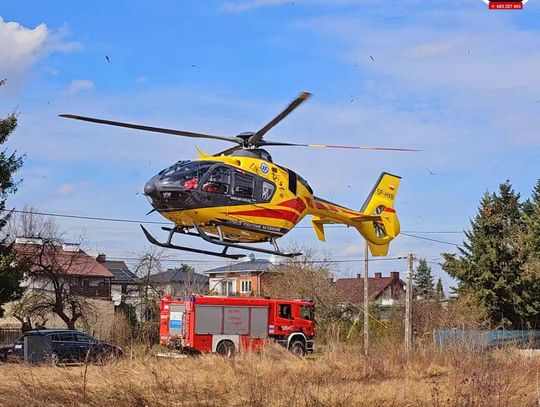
xmin=146 ymin=268 xmax=208 ymax=285
xmin=202 ymin=258 xmax=275 ymax=274
xmin=99 ymin=260 xmax=138 ymax=283
xmin=13 ymin=243 xmax=114 ymax=278
xmin=334 ymin=272 xmax=404 ymax=303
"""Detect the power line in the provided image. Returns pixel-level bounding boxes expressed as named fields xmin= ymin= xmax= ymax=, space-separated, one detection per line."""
xmin=106 ymin=256 xmax=408 ymax=265
xmin=400 ymin=232 xmax=462 ymax=247
xmin=2 ymin=208 xmax=465 ymax=236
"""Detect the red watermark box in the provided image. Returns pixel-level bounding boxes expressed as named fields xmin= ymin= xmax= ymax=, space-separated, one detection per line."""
xmin=489 ymin=2 xmax=523 ymax=9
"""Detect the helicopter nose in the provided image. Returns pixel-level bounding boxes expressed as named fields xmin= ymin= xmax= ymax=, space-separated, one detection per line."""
xmin=144 ymin=178 xmax=158 ymax=197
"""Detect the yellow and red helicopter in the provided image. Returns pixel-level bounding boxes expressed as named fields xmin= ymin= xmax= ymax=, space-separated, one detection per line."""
xmin=60 ymin=92 xmax=416 ymax=259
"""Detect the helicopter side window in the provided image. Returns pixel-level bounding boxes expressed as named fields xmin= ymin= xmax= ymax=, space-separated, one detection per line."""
xmin=233 ymin=171 xmax=255 ymax=199
xmin=202 ymin=166 xmax=231 ymax=194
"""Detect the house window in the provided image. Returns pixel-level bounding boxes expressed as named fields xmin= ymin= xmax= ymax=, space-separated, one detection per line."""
xmin=220 ymin=280 xmax=234 ymax=296
xmin=240 ymin=280 xmax=252 ymax=293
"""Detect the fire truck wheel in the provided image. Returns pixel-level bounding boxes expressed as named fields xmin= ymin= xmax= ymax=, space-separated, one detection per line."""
xmin=216 ymin=340 xmax=236 ymax=357
xmin=289 ymin=340 xmax=306 ymax=357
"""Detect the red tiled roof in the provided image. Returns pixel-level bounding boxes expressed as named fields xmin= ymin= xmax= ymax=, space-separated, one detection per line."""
xmin=334 ymin=272 xmax=404 ymax=303
xmin=13 ymin=243 xmax=113 ymax=278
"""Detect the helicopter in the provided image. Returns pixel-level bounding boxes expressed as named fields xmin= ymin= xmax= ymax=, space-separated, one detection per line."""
xmin=60 ymin=92 xmax=417 ymax=259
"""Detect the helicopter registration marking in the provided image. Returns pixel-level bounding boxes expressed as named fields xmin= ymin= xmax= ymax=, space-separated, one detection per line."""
xmin=376 ymin=188 xmax=395 ymax=200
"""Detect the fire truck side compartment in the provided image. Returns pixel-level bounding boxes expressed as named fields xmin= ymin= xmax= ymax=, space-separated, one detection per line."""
xmin=195 ymin=305 xmax=269 ymax=337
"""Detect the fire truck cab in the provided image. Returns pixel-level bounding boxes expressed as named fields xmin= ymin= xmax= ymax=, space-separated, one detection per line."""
xmin=160 ymin=295 xmax=315 ymax=356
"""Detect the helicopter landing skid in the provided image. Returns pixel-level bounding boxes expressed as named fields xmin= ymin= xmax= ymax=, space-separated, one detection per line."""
xmin=140 ymin=224 xmax=302 ymax=259
xmin=140 ymin=225 xmax=246 ymax=260
xmin=193 ymin=223 xmax=302 ymax=258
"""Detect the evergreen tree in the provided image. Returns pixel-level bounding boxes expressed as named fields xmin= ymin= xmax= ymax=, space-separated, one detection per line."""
xmin=436 ymin=278 xmax=445 ymax=300
xmin=0 ymin=79 xmax=26 ymax=317
xmin=442 ymin=181 xmax=534 ymax=328
xmin=414 ymin=258 xmax=434 ymax=299
xmin=524 ymin=179 xmax=540 ymax=256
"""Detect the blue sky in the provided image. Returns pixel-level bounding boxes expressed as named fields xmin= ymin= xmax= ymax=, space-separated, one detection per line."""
xmin=1 ymin=0 xmax=540 ymax=288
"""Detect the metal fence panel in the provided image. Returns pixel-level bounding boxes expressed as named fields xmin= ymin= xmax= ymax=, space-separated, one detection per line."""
xmin=24 ymin=335 xmax=52 ymax=364
xmin=0 ymin=328 xmax=22 ymax=346
xmin=434 ymin=329 xmax=540 ymax=350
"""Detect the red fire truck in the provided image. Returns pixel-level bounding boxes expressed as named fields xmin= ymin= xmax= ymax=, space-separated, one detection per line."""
xmin=159 ymin=295 xmax=315 ymax=356
xmin=159 ymin=295 xmax=185 ymax=348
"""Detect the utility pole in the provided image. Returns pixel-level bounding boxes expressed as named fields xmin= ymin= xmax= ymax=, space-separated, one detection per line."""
xmin=405 ymin=253 xmax=414 ymax=353
xmin=364 ymin=240 xmax=369 ymax=356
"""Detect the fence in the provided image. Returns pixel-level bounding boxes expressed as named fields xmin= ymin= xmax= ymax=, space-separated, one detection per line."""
xmin=434 ymin=329 xmax=540 ymax=350
xmin=0 ymin=328 xmax=22 ymax=346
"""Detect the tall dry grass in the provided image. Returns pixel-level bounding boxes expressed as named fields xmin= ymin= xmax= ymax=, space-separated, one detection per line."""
xmin=0 ymin=341 xmax=538 ymax=407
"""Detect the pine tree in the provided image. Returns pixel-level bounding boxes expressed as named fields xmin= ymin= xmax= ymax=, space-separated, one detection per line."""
xmin=414 ymin=258 xmax=434 ymax=299
xmin=436 ymin=278 xmax=445 ymax=300
xmin=442 ymin=181 xmax=533 ymax=328
xmin=524 ymin=179 xmax=540 ymax=255
xmin=0 ymin=79 xmax=26 ymax=317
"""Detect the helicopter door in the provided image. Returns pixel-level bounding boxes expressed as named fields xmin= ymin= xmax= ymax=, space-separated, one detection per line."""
xmin=233 ymin=171 xmax=255 ymax=200
xmin=202 ymin=166 xmax=231 ymax=195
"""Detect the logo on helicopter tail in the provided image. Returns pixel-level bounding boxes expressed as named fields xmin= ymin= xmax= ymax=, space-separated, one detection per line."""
xmin=483 ymin=0 xmax=527 ymax=9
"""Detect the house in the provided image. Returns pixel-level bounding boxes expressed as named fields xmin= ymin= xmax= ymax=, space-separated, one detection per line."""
xmin=13 ymin=238 xmax=114 ymax=300
xmin=145 ymin=267 xmax=209 ymax=299
xmin=95 ymin=254 xmax=139 ymax=306
xmin=334 ymin=272 xmax=405 ymax=316
xmin=202 ymin=256 xmax=278 ymax=296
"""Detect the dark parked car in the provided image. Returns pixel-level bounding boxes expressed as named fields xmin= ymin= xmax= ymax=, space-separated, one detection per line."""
xmin=0 ymin=329 xmax=122 ymax=365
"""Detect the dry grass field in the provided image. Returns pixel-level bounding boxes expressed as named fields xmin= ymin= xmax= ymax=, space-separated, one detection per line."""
xmin=0 ymin=343 xmax=538 ymax=407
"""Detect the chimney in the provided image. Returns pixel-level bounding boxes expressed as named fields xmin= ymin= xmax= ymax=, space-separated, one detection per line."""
xmin=15 ymin=237 xmax=44 ymax=246
xmin=357 ymin=273 xmax=361 ymax=279
xmin=62 ymin=243 xmax=80 ymax=252
xmin=375 ymin=272 xmax=382 ymax=279
xmin=390 ymin=272 xmax=400 ymax=280
xmin=96 ymin=253 xmax=106 ymax=263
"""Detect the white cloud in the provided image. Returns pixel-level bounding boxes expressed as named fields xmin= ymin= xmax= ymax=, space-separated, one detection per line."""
xmin=222 ymin=0 xmax=297 ymax=12
xmin=56 ymin=182 xmax=89 ymax=197
xmin=65 ymin=79 xmax=95 ymax=95
xmin=0 ymin=16 xmax=82 ymax=88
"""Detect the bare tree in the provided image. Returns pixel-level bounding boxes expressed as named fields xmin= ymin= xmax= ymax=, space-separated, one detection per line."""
xmin=9 ymin=210 xmax=95 ymax=330
xmin=134 ymin=246 xmax=166 ymax=322
xmin=264 ymin=245 xmax=350 ymax=322
xmin=5 ymin=205 xmax=58 ymax=242
xmin=169 ymin=263 xmax=208 ymax=299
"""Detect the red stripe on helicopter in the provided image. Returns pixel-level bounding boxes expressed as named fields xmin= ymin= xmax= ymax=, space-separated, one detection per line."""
xmin=226 ymin=209 xmax=299 ymax=223
xmin=384 ymin=207 xmax=396 ymax=213
xmin=277 ymin=198 xmax=307 ymax=213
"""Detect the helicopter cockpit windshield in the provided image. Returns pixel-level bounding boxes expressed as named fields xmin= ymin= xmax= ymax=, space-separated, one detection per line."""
xmin=159 ymin=161 xmax=213 ymax=189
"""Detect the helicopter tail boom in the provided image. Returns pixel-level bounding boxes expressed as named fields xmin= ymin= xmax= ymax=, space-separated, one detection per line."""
xmin=309 ymin=172 xmax=401 ymax=256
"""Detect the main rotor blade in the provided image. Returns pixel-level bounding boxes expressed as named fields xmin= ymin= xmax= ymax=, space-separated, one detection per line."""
xmin=250 ymin=92 xmax=312 ymax=145
xmin=262 ymin=141 xmax=420 ymax=151
xmin=59 ymin=114 xmax=242 ymax=144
